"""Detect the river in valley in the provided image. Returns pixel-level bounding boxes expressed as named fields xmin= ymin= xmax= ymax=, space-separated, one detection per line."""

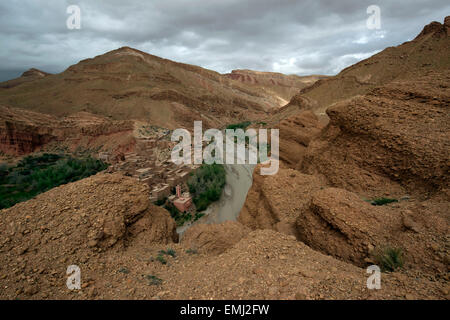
xmin=176 ymin=162 xmax=256 ymax=237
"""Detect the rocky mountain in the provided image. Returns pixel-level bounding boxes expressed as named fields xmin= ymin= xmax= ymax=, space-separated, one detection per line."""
xmin=224 ymin=69 xmax=328 ymax=107
xmin=280 ymin=16 xmax=450 ymax=120
xmin=0 ymin=47 xmax=324 ymax=156
xmin=237 ymin=17 xmax=449 ymax=293
xmin=0 ymin=68 xmax=50 ymax=89
xmin=0 ymin=47 xmax=320 ymax=131
xmin=269 ymin=16 xmax=450 ymax=167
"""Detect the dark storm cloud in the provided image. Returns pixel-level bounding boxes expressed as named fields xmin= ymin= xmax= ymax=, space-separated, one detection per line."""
xmin=0 ymin=0 xmax=449 ymax=81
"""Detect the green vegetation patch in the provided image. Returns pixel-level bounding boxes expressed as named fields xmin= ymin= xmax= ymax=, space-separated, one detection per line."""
xmin=118 ymin=267 xmax=130 ymax=274
xmin=0 ymin=153 xmax=107 ymax=210
xmin=154 ymin=197 xmax=167 ymax=206
xmin=374 ymin=246 xmax=404 ymax=272
xmin=154 ymin=164 xmax=225 ymax=226
xmin=159 ymin=248 xmax=176 ymax=258
xmin=370 ymin=198 xmax=398 ymax=206
xmin=226 ymin=121 xmax=252 ymax=130
xmin=145 ymin=275 xmax=163 ymax=286
xmin=187 ymin=164 xmax=226 ymax=212
xmin=156 ymin=254 xmax=167 ymax=265
xmin=194 ymin=212 xmax=205 ymax=221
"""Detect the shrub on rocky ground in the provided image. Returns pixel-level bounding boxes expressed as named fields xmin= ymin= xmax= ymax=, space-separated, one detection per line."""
xmin=374 ymin=246 xmax=404 ymax=272
xmin=370 ymin=198 xmax=398 ymax=206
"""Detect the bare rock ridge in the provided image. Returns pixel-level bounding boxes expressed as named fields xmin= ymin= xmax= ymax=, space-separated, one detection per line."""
xmin=279 ymin=16 xmax=450 ymax=120
xmin=239 ymin=167 xmax=325 ymax=237
xmin=0 ymin=68 xmax=50 ymax=89
xmin=276 ymin=110 xmax=324 ymax=167
xmin=0 ymin=106 xmax=56 ymax=155
xmin=290 ymin=70 xmax=449 ymax=274
xmin=295 ymin=187 xmax=448 ymax=273
xmin=241 ymin=75 xmax=449 ymax=274
xmin=0 ymin=105 xmax=135 ymax=155
xmin=415 ymin=17 xmax=450 ymax=39
xmin=21 ymin=68 xmax=50 ymax=78
xmin=238 ymin=17 xmax=450 ymax=284
xmin=0 ymin=47 xmax=322 ymax=132
xmin=301 ymin=72 xmax=450 ymax=197
xmin=224 ymin=69 xmax=328 ymax=105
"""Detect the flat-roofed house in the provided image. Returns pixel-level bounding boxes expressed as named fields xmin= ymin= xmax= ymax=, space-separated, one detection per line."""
xmin=172 ymin=185 xmax=192 ymax=212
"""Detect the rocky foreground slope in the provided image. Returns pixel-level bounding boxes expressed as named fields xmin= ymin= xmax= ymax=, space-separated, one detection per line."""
xmin=0 ymin=173 xmax=446 ymax=299
xmin=0 ymin=173 xmax=177 ymax=298
xmin=236 ymin=20 xmax=449 ymax=299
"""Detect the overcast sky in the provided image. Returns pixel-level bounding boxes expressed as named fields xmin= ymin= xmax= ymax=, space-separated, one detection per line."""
xmin=0 ymin=0 xmax=448 ymax=81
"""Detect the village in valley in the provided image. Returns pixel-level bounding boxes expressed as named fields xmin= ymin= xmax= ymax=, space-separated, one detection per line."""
xmin=98 ymin=124 xmax=201 ymax=222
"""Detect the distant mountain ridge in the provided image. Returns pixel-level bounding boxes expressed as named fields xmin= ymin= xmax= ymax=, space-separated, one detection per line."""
xmin=0 ymin=68 xmax=50 ymax=89
xmin=224 ymin=69 xmax=328 ymax=107
xmin=0 ymin=47 xmax=324 ymax=130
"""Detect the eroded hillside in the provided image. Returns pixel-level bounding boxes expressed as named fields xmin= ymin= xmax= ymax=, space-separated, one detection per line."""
xmin=235 ymin=17 xmax=449 ymax=299
xmin=280 ymin=16 xmax=450 ymax=120
xmin=0 ymin=173 xmax=446 ymax=299
xmin=0 ymin=47 xmax=321 ymax=130
xmin=0 ymin=105 xmax=135 ymax=155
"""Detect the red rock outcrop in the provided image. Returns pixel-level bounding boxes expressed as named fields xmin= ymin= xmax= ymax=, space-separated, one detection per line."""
xmin=296 ymin=187 xmax=449 ymax=274
xmin=300 ymin=72 xmax=450 ymax=198
xmin=0 ymin=173 xmax=177 ymax=298
xmin=0 ymin=105 xmax=135 ymax=156
xmin=0 ymin=106 xmax=58 ymax=154
xmin=276 ymin=110 xmax=324 ymax=167
xmin=239 ymin=166 xmax=324 ymax=237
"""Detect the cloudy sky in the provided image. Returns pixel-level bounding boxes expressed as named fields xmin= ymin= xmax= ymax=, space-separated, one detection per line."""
xmin=0 ymin=0 xmax=448 ymax=81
